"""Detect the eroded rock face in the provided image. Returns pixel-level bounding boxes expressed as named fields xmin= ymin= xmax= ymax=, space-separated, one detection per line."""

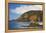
xmin=15 ymin=10 xmax=43 ymax=22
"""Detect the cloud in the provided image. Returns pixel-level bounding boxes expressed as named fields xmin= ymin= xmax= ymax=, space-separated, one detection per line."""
xmin=10 ymin=5 xmax=42 ymax=14
xmin=10 ymin=5 xmax=42 ymax=20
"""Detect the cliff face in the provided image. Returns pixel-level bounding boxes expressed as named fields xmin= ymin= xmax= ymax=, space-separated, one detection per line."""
xmin=14 ymin=10 xmax=43 ymax=22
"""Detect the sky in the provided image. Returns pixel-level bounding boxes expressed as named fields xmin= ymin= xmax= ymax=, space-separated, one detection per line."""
xmin=8 ymin=3 xmax=42 ymax=20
